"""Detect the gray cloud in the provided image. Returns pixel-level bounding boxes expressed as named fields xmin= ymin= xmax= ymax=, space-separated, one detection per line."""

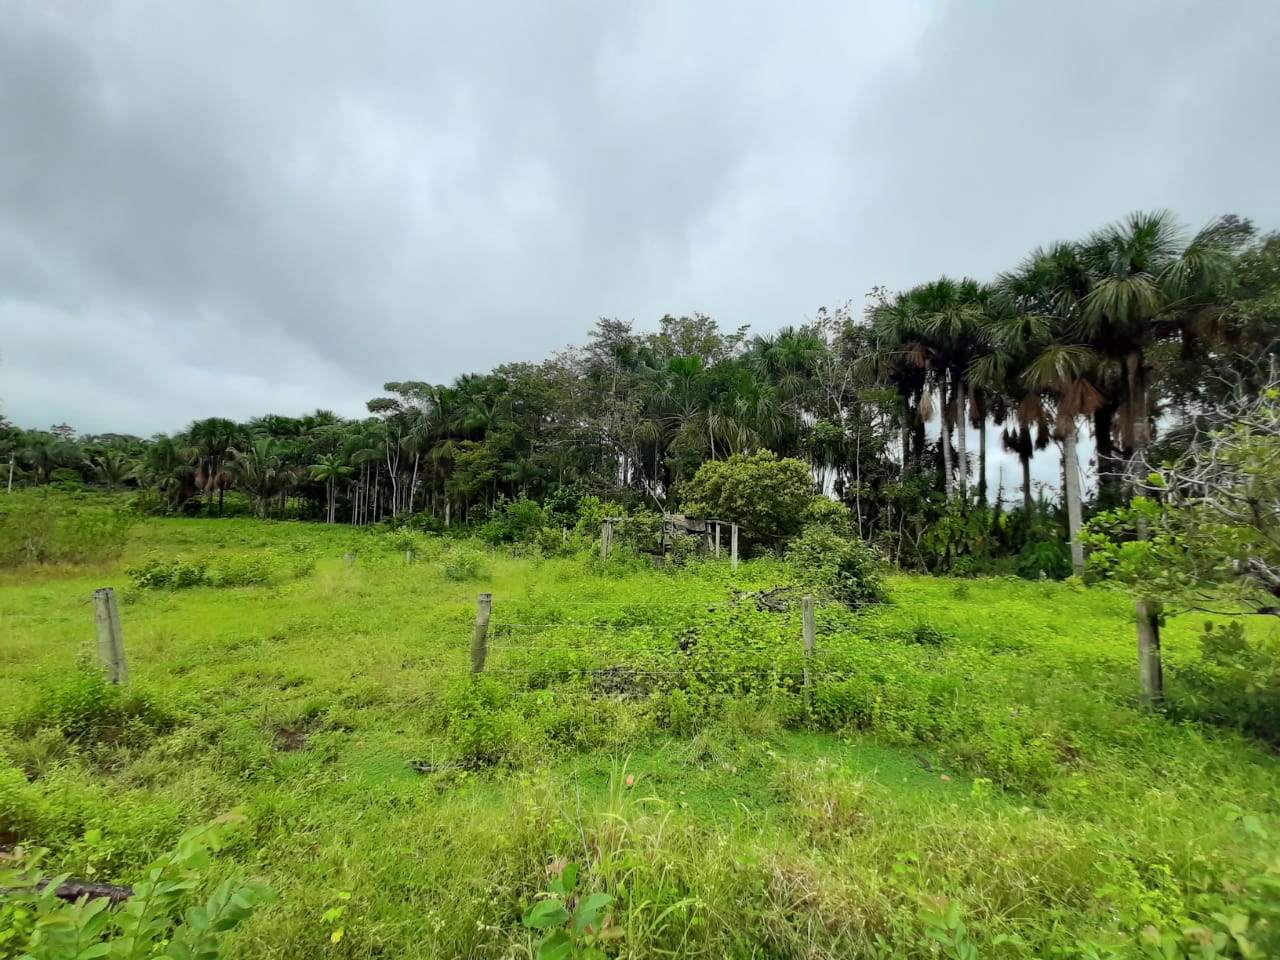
xmin=1 ymin=0 xmax=1277 ymax=441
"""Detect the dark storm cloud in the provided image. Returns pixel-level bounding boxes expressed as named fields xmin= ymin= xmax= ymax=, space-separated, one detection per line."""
xmin=0 ymin=0 xmax=1276 ymax=438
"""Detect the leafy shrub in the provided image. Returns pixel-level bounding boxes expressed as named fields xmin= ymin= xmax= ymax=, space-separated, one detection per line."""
xmin=1172 ymin=620 xmax=1280 ymax=742
xmin=437 ymin=677 xmax=534 ymax=767
xmin=0 ymin=756 xmax=39 ymax=840
xmin=208 ymin=552 xmax=274 ymax=587
xmin=127 ymin=548 xmax=313 ymax=590
xmin=679 ymin=450 xmax=817 ymax=552
xmin=0 ymin=815 xmax=273 ymax=960
xmin=1016 ymin=539 xmax=1070 ymax=580
xmin=440 ymin=548 xmax=490 ymax=581
xmin=480 ymin=496 xmax=549 ymax=545
xmin=127 ymin=556 xmax=209 ymax=589
xmin=17 ymin=670 xmax=175 ymax=746
xmin=786 ymin=523 xmax=884 ymax=606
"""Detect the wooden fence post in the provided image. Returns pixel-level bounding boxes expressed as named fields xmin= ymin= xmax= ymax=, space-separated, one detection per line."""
xmin=601 ymin=520 xmax=612 ymax=561
xmin=405 ymin=549 xmax=413 ymax=565
xmin=92 ymin=587 xmax=128 ymax=685
xmin=802 ymin=595 xmax=815 ymax=711
xmin=714 ymin=523 xmax=721 ymax=558
xmin=344 ymin=551 xmax=356 ymax=568
xmin=730 ymin=524 xmax=739 ymax=572
xmin=471 ymin=593 xmax=492 ymax=674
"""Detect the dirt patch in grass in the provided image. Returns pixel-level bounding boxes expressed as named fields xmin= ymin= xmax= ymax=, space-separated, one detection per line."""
xmin=272 ymin=717 xmax=325 ymax=752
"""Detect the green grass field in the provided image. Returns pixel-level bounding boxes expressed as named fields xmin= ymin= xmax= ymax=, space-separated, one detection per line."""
xmin=2 ymin=511 xmax=1279 ymax=958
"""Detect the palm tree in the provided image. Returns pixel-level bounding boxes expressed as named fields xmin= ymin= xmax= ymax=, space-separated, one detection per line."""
xmin=22 ymin=436 xmax=82 ymax=484
xmin=914 ymin=277 xmax=988 ymax=503
xmin=93 ymin=450 xmax=138 ymax=490
xmin=993 ymin=242 xmax=1103 ymax=574
xmin=186 ymin=417 xmax=242 ymax=515
xmin=230 ymin=437 xmax=284 ymax=518
xmin=141 ymin=436 xmax=197 ymax=508
xmin=310 ymin=454 xmax=353 ymax=524
xmin=1072 ymin=210 xmax=1245 ymax=700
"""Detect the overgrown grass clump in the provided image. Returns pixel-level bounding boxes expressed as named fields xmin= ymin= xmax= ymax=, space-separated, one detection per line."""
xmin=1 ymin=504 xmax=1279 ymax=958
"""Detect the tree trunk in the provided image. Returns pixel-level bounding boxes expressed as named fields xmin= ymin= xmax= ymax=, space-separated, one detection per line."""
xmin=1127 ymin=349 xmax=1163 ymax=705
xmin=409 ymin=452 xmax=420 ymax=514
xmin=940 ymin=387 xmax=955 ymax=505
xmin=955 ymin=383 xmax=968 ymax=502
xmin=1093 ymin=406 xmax=1120 ymax=506
xmin=1136 ymin=599 xmax=1163 ymax=703
xmin=1062 ymin=428 xmax=1084 ymax=576
xmin=900 ymin=419 xmax=910 ymax=482
xmin=977 ymin=415 xmax=987 ymax=504
xmin=1021 ymin=450 xmax=1032 ymax=515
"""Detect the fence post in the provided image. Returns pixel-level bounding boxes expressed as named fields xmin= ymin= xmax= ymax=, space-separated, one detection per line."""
xmin=344 ymin=551 xmax=356 ymax=568
xmin=714 ymin=523 xmax=721 ymax=558
xmin=405 ymin=549 xmax=413 ymax=565
xmin=730 ymin=524 xmax=739 ymax=572
xmin=802 ymin=595 xmax=815 ymax=711
xmin=601 ymin=520 xmax=612 ymax=561
xmin=471 ymin=593 xmax=492 ymax=674
xmin=92 ymin=587 xmax=128 ymax=685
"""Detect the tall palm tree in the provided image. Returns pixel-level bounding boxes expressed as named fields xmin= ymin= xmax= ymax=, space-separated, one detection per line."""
xmin=914 ymin=277 xmax=989 ymax=503
xmin=1073 ymin=210 xmax=1244 ymax=700
xmin=186 ymin=417 xmax=242 ymax=515
xmin=230 ymin=437 xmax=284 ymax=518
xmin=310 ymin=454 xmax=353 ymax=524
xmin=993 ymin=242 xmax=1103 ymax=574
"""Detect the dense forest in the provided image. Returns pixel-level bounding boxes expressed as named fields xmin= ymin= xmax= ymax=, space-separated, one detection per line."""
xmin=4 ymin=209 xmax=1277 ymax=576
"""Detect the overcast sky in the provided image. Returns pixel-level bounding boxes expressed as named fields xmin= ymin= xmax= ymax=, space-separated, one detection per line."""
xmin=2 ymin=0 xmax=1278 ymax=443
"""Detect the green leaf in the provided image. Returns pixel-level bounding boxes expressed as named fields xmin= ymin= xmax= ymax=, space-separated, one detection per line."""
xmin=572 ymin=893 xmax=615 ymax=935
xmin=535 ymin=930 xmax=573 ymax=960
xmin=524 ymin=899 xmax=571 ymax=929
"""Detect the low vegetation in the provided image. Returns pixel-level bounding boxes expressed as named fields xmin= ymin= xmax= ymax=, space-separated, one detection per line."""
xmin=1 ymin=504 xmax=1278 ymax=958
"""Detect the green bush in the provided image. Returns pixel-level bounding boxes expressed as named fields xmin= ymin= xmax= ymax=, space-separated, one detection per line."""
xmin=16 ymin=670 xmax=175 ymax=747
xmin=1016 ymin=539 xmax=1070 ymax=580
xmin=440 ymin=547 xmax=490 ymax=581
xmin=786 ymin=523 xmax=884 ymax=606
xmin=479 ymin=496 xmax=548 ymax=545
xmin=0 ymin=816 xmax=273 ymax=960
xmin=1172 ymin=620 xmax=1280 ymax=742
xmin=127 ymin=548 xmax=313 ymax=590
xmin=679 ymin=450 xmax=817 ymax=552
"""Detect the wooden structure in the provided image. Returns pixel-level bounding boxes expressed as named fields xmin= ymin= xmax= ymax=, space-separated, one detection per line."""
xmin=601 ymin=514 xmax=738 ymax=570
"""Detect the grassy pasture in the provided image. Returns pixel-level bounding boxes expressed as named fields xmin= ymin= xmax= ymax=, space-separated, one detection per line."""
xmin=2 ymin=510 xmax=1279 ymax=958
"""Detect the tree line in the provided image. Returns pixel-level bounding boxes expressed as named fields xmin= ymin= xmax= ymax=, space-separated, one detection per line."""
xmin=3 ymin=209 xmax=1276 ymax=575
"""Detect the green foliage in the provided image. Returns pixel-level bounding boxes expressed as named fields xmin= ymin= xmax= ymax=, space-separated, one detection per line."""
xmin=439 ymin=546 xmax=490 ymax=581
xmin=0 ymin=815 xmax=273 ymax=960
xmin=0 ymin=493 xmax=134 ymax=568
xmin=786 ymin=523 xmax=885 ymax=606
xmin=1016 ymin=539 xmax=1070 ymax=580
xmin=680 ymin=450 xmax=817 ymax=551
xmin=918 ymin=503 xmax=998 ymax=575
xmin=126 ymin=548 xmax=313 ymax=590
xmin=479 ymin=496 xmax=548 ymax=545
xmin=522 ymin=862 xmax=619 ymax=960
xmin=13 ymin=670 xmax=175 ymax=753
xmin=1172 ymin=620 xmax=1280 ymax=742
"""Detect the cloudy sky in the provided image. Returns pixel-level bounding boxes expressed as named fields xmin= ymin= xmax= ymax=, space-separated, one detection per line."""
xmin=2 ymin=0 xmax=1278 ymax=440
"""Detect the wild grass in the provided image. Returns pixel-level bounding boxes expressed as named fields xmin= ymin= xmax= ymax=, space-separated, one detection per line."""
xmin=1 ymin=510 xmax=1278 ymax=958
